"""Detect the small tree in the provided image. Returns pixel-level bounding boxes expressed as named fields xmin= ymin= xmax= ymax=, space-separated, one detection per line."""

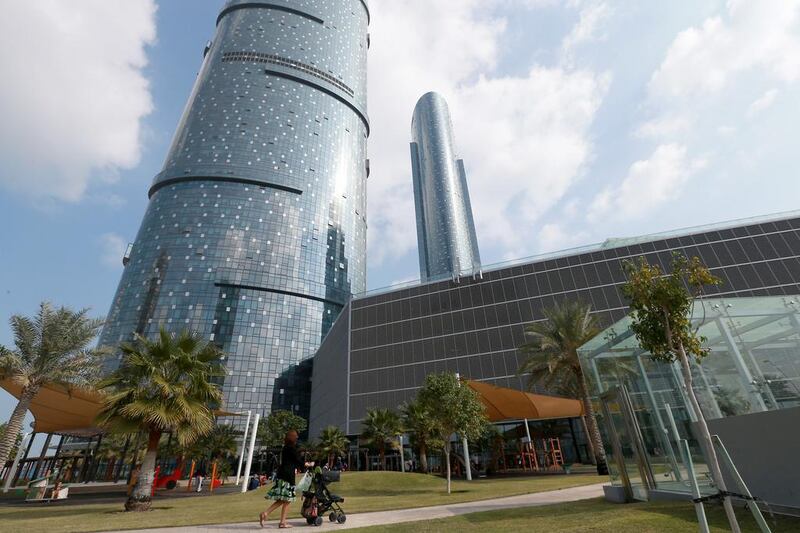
xmin=622 ymin=254 xmax=740 ymax=533
xmin=401 ymin=400 xmax=442 ymax=473
xmin=96 ymin=328 xmax=224 ymax=512
xmin=257 ymin=410 xmax=308 ymax=448
xmin=361 ymin=408 xmax=403 ymax=470
xmin=416 ymin=373 xmax=487 ymax=494
xmin=317 ymin=426 xmax=349 ymax=468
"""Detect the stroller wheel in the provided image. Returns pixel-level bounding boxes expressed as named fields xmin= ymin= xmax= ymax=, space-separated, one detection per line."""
xmin=337 ymin=513 xmax=346 ymax=524
xmin=314 ymin=516 xmax=323 ymax=526
xmin=329 ymin=512 xmax=337 ymax=522
xmin=306 ymin=518 xmax=314 ymax=525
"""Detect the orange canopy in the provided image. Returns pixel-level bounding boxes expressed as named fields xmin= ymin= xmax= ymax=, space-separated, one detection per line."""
xmin=1 ymin=378 xmax=104 ymax=436
xmin=1 ymin=378 xmax=244 ymax=436
xmin=465 ymin=380 xmax=584 ymax=422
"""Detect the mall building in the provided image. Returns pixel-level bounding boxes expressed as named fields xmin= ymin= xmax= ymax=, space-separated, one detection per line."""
xmin=309 ymin=210 xmax=800 ymax=448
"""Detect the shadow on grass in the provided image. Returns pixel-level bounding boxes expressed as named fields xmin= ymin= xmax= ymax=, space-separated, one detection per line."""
xmin=349 ymin=489 xmax=472 ymax=497
xmin=3 ymin=505 xmax=177 ymax=521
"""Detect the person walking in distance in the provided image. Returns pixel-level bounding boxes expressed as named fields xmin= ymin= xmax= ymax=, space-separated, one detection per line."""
xmin=194 ymin=464 xmax=207 ymax=493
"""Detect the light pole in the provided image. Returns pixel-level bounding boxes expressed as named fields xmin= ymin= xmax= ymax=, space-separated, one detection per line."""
xmin=399 ymin=435 xmax=405 ymax=472
xmin=455 ymin=373 xmax=472 ymax=481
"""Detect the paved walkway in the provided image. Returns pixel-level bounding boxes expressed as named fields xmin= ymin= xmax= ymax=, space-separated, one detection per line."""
xmin=118 ymin=482 xmax=606 ymax=532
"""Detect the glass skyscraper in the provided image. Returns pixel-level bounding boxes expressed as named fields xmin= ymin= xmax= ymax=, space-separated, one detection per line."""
xmin=410 ymin=92 xmax=481 ymax=281
xmin=99 ymin=0 xmax=370 ymax=421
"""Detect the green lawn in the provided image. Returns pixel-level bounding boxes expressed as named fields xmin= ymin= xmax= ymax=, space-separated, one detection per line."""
xmin=352 ymin=497 xmax=800 ymax=533
xmin=0 ymin=471 xmax=601 ymax=532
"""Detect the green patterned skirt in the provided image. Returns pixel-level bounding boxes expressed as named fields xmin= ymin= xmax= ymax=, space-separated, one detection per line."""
xmin=266 ymin=479 xmax=296 ymax=502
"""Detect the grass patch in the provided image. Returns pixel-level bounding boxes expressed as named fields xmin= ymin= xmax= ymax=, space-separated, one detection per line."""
xmin=0 ymin=471 xmax=601 ymax=532
xmin=351 ymin=497 xmax=800 ymax=532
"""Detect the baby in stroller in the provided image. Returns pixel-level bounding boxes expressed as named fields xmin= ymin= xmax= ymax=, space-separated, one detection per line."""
xmin=301 ymin=467 xmax=346 ymax=526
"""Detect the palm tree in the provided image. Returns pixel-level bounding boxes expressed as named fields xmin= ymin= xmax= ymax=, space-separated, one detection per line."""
xmin=401 ymin=400 xmax=440 ymax=473
xmin=517 ymin=300 xmax=607 ymax=473
xmin=317 ymin=426 xmax=349 ymax=468
xmin=196 ymin=424 xmax=239 ymax=483
xmin=96 ymin=328 xmax=224 ymax=511
xmin=360 ymin=408 xmax=403 ymax=470
xmin=0 ymin=302 xmax=105 ymax=468
xmin=199 ymin=424 xmax=239 ymax=462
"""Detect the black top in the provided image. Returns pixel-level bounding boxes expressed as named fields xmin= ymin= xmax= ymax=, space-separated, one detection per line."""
xmin=276 ymin=443 xmax=304 ymax=485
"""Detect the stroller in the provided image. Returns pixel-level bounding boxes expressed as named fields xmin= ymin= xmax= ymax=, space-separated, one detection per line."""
xmin=301 ymin=468 xmax=346 ymax=526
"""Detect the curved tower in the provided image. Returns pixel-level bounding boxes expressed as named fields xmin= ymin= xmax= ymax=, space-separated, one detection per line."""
xmin=99 ymin=0 xmax=370 ymax=420
xmin=410 ymin=92 xmax=480 ymax=281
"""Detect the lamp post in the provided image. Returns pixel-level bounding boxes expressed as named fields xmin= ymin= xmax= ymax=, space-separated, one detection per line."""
xmin=455 ymin=373 xmax=472 ymax=481
xmin=399 ymin=435 xmax=405 ymax=473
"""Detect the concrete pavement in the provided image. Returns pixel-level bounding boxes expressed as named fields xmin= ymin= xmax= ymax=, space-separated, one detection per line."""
xmin=116 ymin=482 xmax=606 ymax=532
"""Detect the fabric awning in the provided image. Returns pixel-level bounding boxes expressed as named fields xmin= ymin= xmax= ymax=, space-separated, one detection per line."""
xmin=1 ymin=378 xmax=242 ymax=435
xmin=0 ymin=378 xmax=105 ymax=436
xmin=465 ymin=380 xmax=584 ymax=422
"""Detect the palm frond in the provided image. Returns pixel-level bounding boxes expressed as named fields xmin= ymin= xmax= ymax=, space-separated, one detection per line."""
xmin=517 ymin=300 xmax=600 ymax=394
xmin=96 ymin=326 xmax=224 ymax=449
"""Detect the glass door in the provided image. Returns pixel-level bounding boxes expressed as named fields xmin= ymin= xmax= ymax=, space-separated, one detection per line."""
xmin=600 ymin=385 xmax=655 ymax=501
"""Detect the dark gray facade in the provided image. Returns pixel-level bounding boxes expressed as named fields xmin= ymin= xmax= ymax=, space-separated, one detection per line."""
xmin=309 ymin=211 xmax=800 ymax=437
xmin=100 ymin=0 xmax=370 ymax=421
xmin=411 ymin=92 xmax=481 ymax=281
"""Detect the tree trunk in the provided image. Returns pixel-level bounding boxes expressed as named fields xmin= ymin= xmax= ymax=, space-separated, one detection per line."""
xmin=676 ymin=343 xmax=741 ymax=533
xmin=577 ymin=370 xmax=607 ymax=474
xmin=125 ymin=430 xmax=161 ymax=512
xmin=0 ymin=386 xmax=37 ymax=468
xmin=444 ymin=447 xmax=451 ymax=494
xmin=580 ymin=416 xmax=597 ymax=465
xmin=379 ymin=444 xmax=386 ymax=471
xmin=105 ymin=457 xmax=116 ymax=481
xmin=419 ymin=443 xmax=428 ymax=473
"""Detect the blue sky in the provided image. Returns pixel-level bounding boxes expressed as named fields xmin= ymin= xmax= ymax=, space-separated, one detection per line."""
xmin=1 ymin=0 xmax=799 ymax=425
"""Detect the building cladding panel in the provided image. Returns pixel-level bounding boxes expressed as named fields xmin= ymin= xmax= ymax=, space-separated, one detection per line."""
xmin=410 ymin=92 xmax=481 ymax=281
xmin=309 ymin=213 xmax=800 ymax=436
xmin=100 ymin=0 xmax=369 ymax=421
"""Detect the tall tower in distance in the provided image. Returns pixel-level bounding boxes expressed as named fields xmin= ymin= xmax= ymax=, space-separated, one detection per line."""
xmin=410 ymin=92 xmax=481 ymax=281
xmin=99 ymin=0 xmax=370 ymax=423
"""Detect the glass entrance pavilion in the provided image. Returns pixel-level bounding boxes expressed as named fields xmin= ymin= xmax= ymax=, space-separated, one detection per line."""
xmin=578 ymin=295 xmax=800 ymax=510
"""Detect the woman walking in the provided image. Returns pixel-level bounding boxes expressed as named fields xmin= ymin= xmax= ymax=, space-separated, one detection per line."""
xmin=260 ymin=430 xmax=312 ymax=528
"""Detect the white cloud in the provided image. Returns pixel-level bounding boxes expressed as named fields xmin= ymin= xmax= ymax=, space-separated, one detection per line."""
xmin=589 ymin=144 xmax=706 ymax=221
xmin=747 ymin=89 xmax=779 ymax=118
xmin=0 ymin=0 xmax=156 ymax=202
xmin=99 ymin=232 xmax=127 ymax=268
xmin=635 ymin=115 xmax=692 ymax=139
xmin=366 ymin=0 xmax=609 ymax=265
xmin=560 ymin=1 xmax=611 ymax=64
xmin=538 ymin=222 xmax=590 ymax=252
xmin=614 ymin=2 xmax=800 ymax=232
xmin=648 ymin=1 xmax=800 ymax=101
xmin=452 ymin=68 xmax=609 ymax=253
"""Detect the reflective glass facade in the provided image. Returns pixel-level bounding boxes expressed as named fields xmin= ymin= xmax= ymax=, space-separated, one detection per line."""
xmin=579 ymin=295 xmax=800 ymax=510
xmin=411 ymin=92 xmax=481 ymax=281
xmin=309 ymin=212 xmax=800 ymax=436
xmin=100 ymin=0 xmax=370 ymax=421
